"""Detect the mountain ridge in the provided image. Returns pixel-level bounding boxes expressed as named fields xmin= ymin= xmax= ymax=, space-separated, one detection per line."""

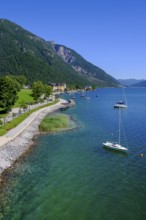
xmin=52 ymin=43 xmax=119 ymax=86
xmin=118 ymin=79 xmax=145 ymax=87
xmin=0 ymin=18 xmax=119 ymax=87
xmin=131 ymin=80 xmax=146 ymax=87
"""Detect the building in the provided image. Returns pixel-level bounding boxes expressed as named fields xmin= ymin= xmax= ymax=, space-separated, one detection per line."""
xmin=84 ymin=85 xmax=92 ymax=91
xmin=48 ymin=83 xmax=66 ymax=92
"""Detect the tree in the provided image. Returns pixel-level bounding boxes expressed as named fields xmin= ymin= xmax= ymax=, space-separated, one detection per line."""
xmin=0 ymin=119 xmax=3 ymax=126
xmin=92 ymin=85 xmax=97 ymax=90
xmin=8 ymin=75 xmax=26 ymax=89
xmin=0 ymin=76 xmax=19 ymax=112
xmin=16 ymin=75 xmax=27 ymax=87
xmin=12 ymin=112 xmax=16 ymax=127
xmin=32 ymin=81 xmax=44 ymax=102
xmin=2 ymin=75 xmax=21 ymax=92
xmin=44 ymin=85 xmax=52 ymax=98
xmin=75 ymin=84 xmax=80 ymax=90
xmin=20 ymin=99 xmax=28 ymax=111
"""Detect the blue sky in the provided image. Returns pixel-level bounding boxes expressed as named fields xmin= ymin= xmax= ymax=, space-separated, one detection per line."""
xmin=1 ymin=0 xmax=146 ymax=79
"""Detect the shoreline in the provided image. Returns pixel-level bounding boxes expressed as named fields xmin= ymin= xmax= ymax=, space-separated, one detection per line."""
xmin=0 ymin=99 xmax=68 ymax=177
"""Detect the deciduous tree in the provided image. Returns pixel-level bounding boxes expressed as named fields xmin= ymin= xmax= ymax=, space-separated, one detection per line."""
xmin=0 ymin=76 xmax=19 ymax=112
xmin=44 ymin=85 xmax=52 ymax=98
xmin=32 ymin=81 xmax=44 ymax=102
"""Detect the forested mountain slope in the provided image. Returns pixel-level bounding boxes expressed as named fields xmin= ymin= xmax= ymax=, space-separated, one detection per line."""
xmin=0 ymin=19 xmax=119 ymax=87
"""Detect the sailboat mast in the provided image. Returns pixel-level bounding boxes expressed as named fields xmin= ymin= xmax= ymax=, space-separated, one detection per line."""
xmin=124 ymin=88 xmax=127 ymax=106
xmin=119 ymin=108 xmax=121 ymax=145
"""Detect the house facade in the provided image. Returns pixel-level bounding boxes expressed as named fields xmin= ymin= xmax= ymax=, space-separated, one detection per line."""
xmin=48 ymin=83 xmax=66 ymax=92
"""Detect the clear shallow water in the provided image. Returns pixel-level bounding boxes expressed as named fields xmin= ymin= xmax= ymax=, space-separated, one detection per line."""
xmin=0 ymin=88 xmax=146 ymax=220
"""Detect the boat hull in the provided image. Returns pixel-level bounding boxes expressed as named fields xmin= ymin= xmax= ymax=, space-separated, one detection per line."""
xmin=103 ymin=142 xmax=128 ymax=152
xmin=114 ymin=104 xmax=127 ymax=108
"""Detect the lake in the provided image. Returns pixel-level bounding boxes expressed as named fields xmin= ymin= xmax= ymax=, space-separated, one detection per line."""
xmin=0 ymin=88 xmax=146 ymax=220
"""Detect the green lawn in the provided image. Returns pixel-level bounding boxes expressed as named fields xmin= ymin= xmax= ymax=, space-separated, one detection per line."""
xmin=14 ymin=89 xmax=34 ymax=108
xmin=0 ymin=89 xmax=33 ymax=118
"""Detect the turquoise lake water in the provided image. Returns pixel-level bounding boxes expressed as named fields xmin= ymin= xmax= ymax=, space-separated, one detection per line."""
xmin=0 ymin=88 xmax=146 ymax=220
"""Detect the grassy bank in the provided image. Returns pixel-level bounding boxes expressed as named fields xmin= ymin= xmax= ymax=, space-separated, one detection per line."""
xmin=39 ymin=113 xmax=70 ymax=132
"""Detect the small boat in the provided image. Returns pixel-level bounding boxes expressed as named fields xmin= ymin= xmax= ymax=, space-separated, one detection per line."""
xmin=103 ymin=141 xmax=128 ymax=152
xmin=85 ymin=96 xmax=90 ymax=99
xmin=103 ymin=109 xmax=128 ymax=152
xmin=114 ymin=101 xmax=127 ymax=108
xmin=114 ymin=88 xmax=128 ymax=108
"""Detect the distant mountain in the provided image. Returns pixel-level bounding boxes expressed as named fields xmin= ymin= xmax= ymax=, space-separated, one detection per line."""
xmin=131 ymin=80 xmax=146 ymax=87
xmin=118 ymin=79 xmax=144 ymax=87
xmin=52 ymin=44 xmax=119 ymax=87
xmin=0 ymin=18 xmax=119 ymax=87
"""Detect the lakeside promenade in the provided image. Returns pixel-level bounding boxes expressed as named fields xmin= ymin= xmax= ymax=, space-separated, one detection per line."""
xmin=0 ymin=99 xmax=67 ymax=175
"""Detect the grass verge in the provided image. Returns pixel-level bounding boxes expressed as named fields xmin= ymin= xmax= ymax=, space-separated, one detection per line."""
xmin=0 ymin=100 xmax=59 ymax=136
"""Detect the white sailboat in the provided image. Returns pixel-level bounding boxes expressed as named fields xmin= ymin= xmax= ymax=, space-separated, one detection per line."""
xmin=114 ymin=88 xmax=128 ymax=108
xmin=103 ymin=109 xmax=128 ymax=152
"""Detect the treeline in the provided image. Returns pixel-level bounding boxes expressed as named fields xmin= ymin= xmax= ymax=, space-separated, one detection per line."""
xmin=0 ymin=75 xmax=52 ymax=113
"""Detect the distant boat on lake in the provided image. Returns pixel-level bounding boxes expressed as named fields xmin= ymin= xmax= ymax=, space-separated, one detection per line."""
xmin=114 ymin=88 xmax=128 ymax=108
